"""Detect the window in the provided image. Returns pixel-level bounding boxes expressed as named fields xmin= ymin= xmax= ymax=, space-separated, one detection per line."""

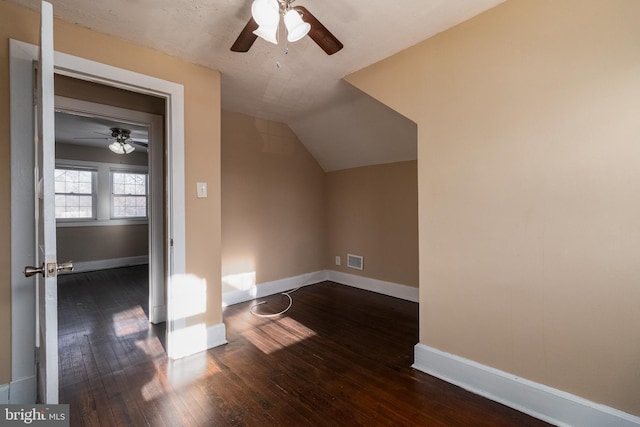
xmin=54 ymin=168 xmax=96 ymax=219
xmin=111 ymin=171 xmax=148 ymax=218
xmin=55 ymin=160 xmax=148 ymax=226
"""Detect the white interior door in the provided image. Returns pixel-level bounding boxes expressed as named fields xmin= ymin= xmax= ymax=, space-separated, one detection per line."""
xmin=32 ymin=0 xmax=58 ymax=404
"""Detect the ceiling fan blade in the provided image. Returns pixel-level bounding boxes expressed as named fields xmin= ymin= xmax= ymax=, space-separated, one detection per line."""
xmin=231 ymin=17 xmax=259 ymax=52
xmin=131 ymin=140 xmax=148 ymax=148
xmin=294 ymin=6 xmax=343 ymax=55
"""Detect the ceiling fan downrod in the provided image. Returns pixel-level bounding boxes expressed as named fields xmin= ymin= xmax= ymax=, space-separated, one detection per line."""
xmin=278 ymin=0 xmax=301 ymax=14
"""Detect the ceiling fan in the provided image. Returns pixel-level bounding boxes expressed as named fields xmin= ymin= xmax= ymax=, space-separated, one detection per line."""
xmin=77 ymin=127 xmax=148 ymax=154
xmin=107 ymin=128 xmax=145 ymax=154
xmin=231 ymin=0 xmax=343 ymax=55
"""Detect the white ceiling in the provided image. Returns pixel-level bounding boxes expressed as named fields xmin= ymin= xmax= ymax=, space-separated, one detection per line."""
xmin=11 ymin=0 xmax=505 ymax=171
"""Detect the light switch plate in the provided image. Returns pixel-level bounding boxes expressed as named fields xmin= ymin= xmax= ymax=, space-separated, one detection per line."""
xmin=196 ymin=182 xmax=207 ymax=198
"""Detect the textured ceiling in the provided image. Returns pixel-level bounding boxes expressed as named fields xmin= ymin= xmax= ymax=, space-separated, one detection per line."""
xmin=11 ymin=0 xmax=505 ymax=171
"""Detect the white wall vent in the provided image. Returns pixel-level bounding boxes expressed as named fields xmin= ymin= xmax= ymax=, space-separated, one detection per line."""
xmin=347 ymin=254 xmax=364 ymax=271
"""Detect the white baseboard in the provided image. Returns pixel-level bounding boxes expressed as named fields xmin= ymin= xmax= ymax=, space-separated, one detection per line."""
xmin=0 ymin=384 xmax=8 ymax=404
xmin=151 ymin=304 xmax=167 ymax=324
xmin=326 ymin=270 xmax=419 ymax=302
xmin=169 ymin=321 xmax=227 ymax=359
xmin=0 ymin=377 xmax=37 ymax=404
xmin=413 ymin=344 xmax=640 ymax=427
xmin=222 ymin=270 xmax=327 ymax=307
xmin=63 ymin=256 xmax=148 ymax=274
xmin=8 ymin=375 xmax=35 ymax=404
xmin=207 ymin=322 xmax=228 ymax=349
xmin=222 ymin=270 xmax=419 ymax=306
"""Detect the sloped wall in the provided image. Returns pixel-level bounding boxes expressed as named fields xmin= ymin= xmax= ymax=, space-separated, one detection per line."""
xmin=221 ymin=111 xmax=325 ymax=290
xmin=221 ymin=111 xmax=419 ymax=295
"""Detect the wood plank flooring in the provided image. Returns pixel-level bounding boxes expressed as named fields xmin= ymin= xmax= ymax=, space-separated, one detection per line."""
xmin=58 ymin=266 xmax=551 ymax=426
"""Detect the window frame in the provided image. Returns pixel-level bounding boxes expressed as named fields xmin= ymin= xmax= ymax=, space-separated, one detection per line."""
xmin=54 ymin=165 xmax=98 ymax=222
xmin=110 ymin=169 xmax=149 ymax=220
xmin=55 ymin=159 xmax=148 ymax=228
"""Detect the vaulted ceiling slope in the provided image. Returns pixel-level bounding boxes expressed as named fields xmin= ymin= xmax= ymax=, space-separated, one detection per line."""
xmin=10 ymin=0 xmax=505 ymax=171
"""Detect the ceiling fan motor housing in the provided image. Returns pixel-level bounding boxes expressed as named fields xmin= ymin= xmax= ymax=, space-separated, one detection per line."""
xmin=110 ymin=127 xmax=131 ymax=143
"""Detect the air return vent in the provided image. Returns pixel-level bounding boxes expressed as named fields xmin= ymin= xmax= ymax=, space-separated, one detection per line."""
xmin=347 ymin=254 xmax=363 ymax=271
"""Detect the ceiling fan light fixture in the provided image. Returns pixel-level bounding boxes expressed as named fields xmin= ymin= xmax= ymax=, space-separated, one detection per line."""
xmin=109 ymin=141 xmax=125 ymax=154
xmin=284 ymin=9 xmax=310 ymax=42
xmin=253 ymin=24 xmax=279 ymax=44
xmin=107 ymin=127 xmax=137 ymax=154
xmin=122 ymin=143 xmax=135 ymax=154
xmin=231 ymin=3 xmax=343 ymax=55
xmin=251 ymin=0 xmax=279 ymax=27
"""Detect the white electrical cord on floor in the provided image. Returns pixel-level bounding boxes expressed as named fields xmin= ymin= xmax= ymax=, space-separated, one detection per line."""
xmin=249 ymin=287 xmax=300 ymax=318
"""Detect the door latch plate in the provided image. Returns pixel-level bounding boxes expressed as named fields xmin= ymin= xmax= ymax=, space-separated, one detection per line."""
xmin=46 ymin=263 xmax=57 ymax=278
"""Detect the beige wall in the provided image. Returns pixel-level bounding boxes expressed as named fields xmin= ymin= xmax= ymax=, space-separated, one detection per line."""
xmin=325 ymin=161 xmax=418 ymax=287
xmin=221 ymin=111 xmax=325 ymax=289
xmin=55 ymin=74 xmax=166 ymax=116
xmin=57 ymin=225 xmax=148 ymax=262
xmin=347 ymin=0 xmax=640 ymax=416
xmin=1 ymin=0 xmax=221 ymax=383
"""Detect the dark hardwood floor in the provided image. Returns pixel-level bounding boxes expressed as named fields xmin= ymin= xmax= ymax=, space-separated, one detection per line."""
xmin=58 ymin=266 xmax=550 ymax=426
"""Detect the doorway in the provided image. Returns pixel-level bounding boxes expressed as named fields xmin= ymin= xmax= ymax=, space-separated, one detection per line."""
xmin=52 ymin=94 xmax=169 ymax=399
xmin=53 ymin=93 xmax=166 ymax=325
xmin=9 ymin=38 xmax=186 ymax=403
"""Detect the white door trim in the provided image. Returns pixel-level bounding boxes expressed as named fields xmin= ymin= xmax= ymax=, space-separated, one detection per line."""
xmin=9 ymin=38 xmax=186 ymax=402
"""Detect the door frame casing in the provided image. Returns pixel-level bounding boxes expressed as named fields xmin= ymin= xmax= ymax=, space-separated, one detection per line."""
xmin=9 ymin=38 xmax=186 ymax=403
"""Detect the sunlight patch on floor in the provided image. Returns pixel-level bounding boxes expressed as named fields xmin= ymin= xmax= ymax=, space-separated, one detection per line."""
xmin=242 ymin=317 xmax=317 ymax=355
xmin=112 ymin=305 xmax=148 ymax=337
xmin=135 ymin=336 xmax=166 ymax=359
xmin=140 ymin=373 xmax=166 ymax=402
xmin=141 ymin=355 xmax=220 ymax=402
